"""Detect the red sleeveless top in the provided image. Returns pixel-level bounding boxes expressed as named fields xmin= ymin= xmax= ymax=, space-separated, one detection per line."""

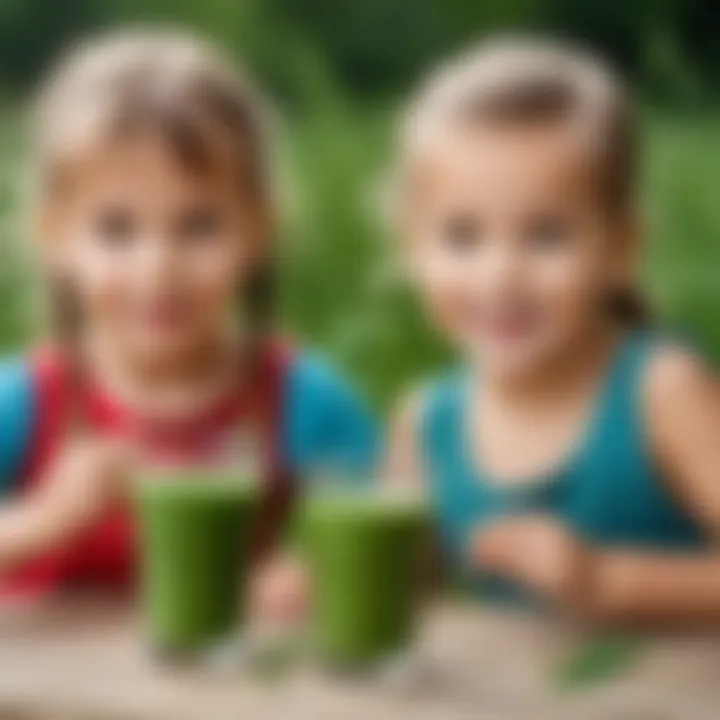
xmin=4 ymin=342 xmax=294 ymax=598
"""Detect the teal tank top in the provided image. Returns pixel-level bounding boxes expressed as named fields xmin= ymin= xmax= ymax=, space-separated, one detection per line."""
xmin=422 ymin=332 xmax=704 ymax=598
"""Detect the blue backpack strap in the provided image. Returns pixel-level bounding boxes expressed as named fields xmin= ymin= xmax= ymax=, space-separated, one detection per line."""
xmin=0 ymin=359 xmax=36 ymax=495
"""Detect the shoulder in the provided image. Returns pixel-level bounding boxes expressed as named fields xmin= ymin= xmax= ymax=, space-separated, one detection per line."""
xmin=639 ymin=339 xmax=719 ymax=461
xmin=0 ymin=357 xmax=37 ymax=425
xmin=414 ymin=368 xmax=467 ymax=437
xmin=390 ymin=372 xmax=454 ymax=436
xmin=390 ymin=386 xmax=427 ymax=436
xmin=642 ymin=341 xmax=720 ymax=424
xmin=0 ymin=356 xmax=38 ymax=486
xmin=386 ymin=368 xmax=467 ymax=487
xmin=284 ymin=351 xmax=363 ymax=404
xmin=281 ymin=350 xmax=378 ymax=474
xmin=390 ymin=368 xmax=466 ymax=456
xmin=387 ymin=383 xmax=429 ymax=456
xmin=642 ymin=341 xmax=716 ymax=416
xmin=0 ymin=356 xmax=34 ymax=401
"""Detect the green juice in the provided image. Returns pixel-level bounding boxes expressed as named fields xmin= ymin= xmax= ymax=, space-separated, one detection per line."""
xmin=302 ymin=491 xmax=428 ymax=667
xmin=136 ymin=472 xmax=258 ymax=654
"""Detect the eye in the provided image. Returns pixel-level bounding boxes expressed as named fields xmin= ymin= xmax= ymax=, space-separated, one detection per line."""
xmin=525 ymin=215 xmax=572 ymax=250
xmin=94 ymin=206 xmax=136 ymax=247
xmin=441 ymin=213 xmax=482 ymax=251
xmin=174 ymin=205 xmax=223 ymax=244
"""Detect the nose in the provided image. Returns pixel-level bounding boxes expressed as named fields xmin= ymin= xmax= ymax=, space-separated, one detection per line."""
xmin=135 ymin=232 xmax=175 ymax=286
xmin=476 ymin=239 xmax=525 ymax=298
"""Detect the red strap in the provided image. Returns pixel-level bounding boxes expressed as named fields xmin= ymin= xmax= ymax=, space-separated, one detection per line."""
xmin=22 ymin=349 xmax=73 ymax=485
xmin=2 ymin=340 xmax=296 ymax=596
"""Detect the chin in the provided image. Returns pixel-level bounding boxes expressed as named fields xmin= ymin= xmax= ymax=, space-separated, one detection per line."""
xmin=469 ymin=336 xmax=550 ymax=378
xmin=124 ymin=334 xmax=200 ymax=369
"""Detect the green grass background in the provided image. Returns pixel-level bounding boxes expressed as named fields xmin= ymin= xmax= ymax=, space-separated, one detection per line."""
xmin=282 ymin=107 xmax=720 ymax=409
xmin=0 ymin=106 xmax=718 ymax=410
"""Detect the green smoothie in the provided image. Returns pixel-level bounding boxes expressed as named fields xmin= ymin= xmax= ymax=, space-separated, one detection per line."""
xmin=302 ymin=490 xmax=428 ymax=667
xmin=136 ymin=471 xmax=258 ymax=654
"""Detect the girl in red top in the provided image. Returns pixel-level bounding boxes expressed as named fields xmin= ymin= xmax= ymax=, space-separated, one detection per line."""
xmin=0 ymin=31 xmax=376 ymax=607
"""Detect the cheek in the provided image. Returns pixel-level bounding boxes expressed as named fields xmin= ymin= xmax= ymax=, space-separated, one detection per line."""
xmin=66 ymin=241 xmax=132 ymax=314
xmin=412 ymin=240 xmax=481 ymax=330
xmin=181 ymin=247 xmax=244 ymax=308
xmin=532 ymin=247 xmax=607 ymax=320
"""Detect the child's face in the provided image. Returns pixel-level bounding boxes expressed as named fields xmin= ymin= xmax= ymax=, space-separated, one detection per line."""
xmin=49 ymin=133 xmax=259 ymax=368
xmin=407 ymin=123 xmax=628 ymax=378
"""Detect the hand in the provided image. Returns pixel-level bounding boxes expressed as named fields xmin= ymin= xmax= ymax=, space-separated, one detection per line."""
xmin=32 ymin=437 xmax=135 ymax=543
xmin=470 ymin=515 xmax=598 ymax=610
xmin=251 ymin=554 xmax=310 ymax=625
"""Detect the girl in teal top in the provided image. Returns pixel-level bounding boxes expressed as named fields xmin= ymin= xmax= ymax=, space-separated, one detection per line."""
xmin=387 ymin=39 xmax=720 ymax=626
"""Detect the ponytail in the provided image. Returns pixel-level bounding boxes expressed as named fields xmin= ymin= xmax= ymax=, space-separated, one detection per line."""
xmin=606 ymin=286 xmax=652 ymax=327
xmin=237 ymin=256 xmax=275 ymax=382
xmin=48 ymin=272 xmax=86 ymax=433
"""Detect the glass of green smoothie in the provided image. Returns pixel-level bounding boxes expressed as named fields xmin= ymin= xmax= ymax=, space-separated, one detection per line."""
xmin=301 ymin=486 xmax=429 ymax=670
xmin=135 ymin=468 xmax=259 ymax=661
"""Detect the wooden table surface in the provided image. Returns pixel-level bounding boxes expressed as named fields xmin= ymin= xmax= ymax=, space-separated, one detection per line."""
xmin=0 ymin=597 xmax=718 ymax=720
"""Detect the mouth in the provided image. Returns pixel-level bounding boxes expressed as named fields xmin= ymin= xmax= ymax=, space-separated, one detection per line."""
xmin=466 ymin=304 xmax=542 ymax=345
xmin=133 ymin=298 xmax=190 ymax=333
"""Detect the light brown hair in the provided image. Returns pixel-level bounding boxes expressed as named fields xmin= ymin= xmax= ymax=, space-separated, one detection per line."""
xmin=32 ymin=29 xmax=276 ymax=399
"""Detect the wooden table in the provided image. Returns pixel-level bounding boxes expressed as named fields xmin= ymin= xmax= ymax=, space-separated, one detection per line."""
xmin=0 ymin=597 xmax=718 ymax=720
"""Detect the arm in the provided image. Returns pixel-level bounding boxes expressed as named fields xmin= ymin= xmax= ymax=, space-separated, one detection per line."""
xmin=383 ymin=388 xmax=426 ymax=486
xmin=587 ymin=347 xmax=720 ymax=626
xmin=0 ymin=359 xmax=133 ymax=572
xmin=474 ymin=347 xmax=720 ymax=628
xmin=0 ymin=499 xmax=70 ymax=570
xmin=0 ymin=439 xmax=132 ymax=572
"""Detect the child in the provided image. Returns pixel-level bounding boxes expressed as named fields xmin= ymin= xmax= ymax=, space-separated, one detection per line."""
xmin=0 ymin=31 xmax=376 ymax=602
xmin=387 ymin=38 xmax=720 ymax=627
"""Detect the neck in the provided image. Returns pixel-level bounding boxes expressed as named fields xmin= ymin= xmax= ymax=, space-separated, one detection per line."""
xmin=473 ymin=321 xmax=621 ymax=407
xmin=81 ymin=330 xmax=246 ymax=419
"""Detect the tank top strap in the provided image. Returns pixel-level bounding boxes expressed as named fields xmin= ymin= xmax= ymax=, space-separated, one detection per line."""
xmin=607 ymin=330 xmax=658 ymax=401
xmin=591 ymin=331 xmax=659 ymax=444
xmin=572 ymin=330 xmax=663 ymax=492
xmin=22 ymin=348 xmax=75 ymax=485
xmin=420 ymin=370 xmax=468 ymax=486
xmin=420 ymin=370 xmax=479 ymax=567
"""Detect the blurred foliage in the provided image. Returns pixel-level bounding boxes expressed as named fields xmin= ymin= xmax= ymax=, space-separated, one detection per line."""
xmin=0 ymin=1 xmax=717 ymax=408
xmin=0 ymin=0 xmax=719 ymax=105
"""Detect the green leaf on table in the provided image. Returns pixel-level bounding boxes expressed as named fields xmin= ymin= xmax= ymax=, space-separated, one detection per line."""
xmin=554 ymin=636 xmax=643 ymax=690
xmin=249 ymin=631 xmax=307 ymax=682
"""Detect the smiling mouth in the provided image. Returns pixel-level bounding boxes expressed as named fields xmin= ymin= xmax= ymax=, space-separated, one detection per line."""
xmin=135 ymin=301 xmax=189 ymax=329
xmin=470 ymin=306 xmax=541 ymax=342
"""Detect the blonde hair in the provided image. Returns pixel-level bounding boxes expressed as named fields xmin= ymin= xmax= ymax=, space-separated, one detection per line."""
xmin=33 ymin=29 xmax=276 ymax=367
xmin=398 ymin=36 xmax=646 ymax=323
xmin=401 ymin=37 xmax=635 ymax=211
